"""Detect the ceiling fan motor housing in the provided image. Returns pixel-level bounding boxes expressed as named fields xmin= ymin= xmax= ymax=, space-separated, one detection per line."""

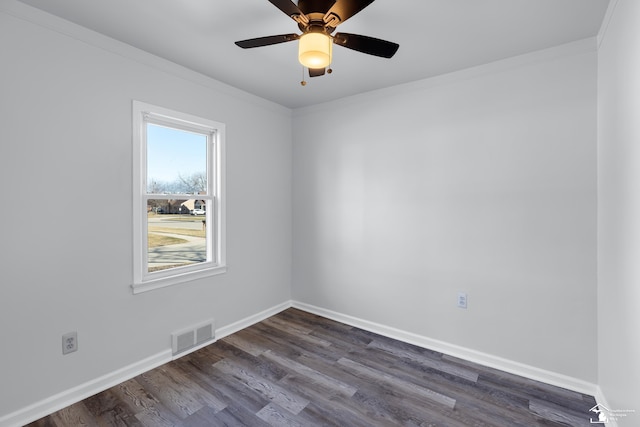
xmin=297 ymin=0 xmax=337 ymax=16
xmin=295 ymin=0 xmax=341 ymax=33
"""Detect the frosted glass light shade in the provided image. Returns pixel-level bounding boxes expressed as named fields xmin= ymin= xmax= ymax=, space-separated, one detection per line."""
xmin=298 ymin=33 xmax=332 ymax=68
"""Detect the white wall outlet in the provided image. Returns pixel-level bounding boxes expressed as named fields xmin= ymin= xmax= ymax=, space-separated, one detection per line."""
xmin=62 ymin=331 xmax=78 ymax=355
xmin=457 ymin=292 xmax=468 ymax=309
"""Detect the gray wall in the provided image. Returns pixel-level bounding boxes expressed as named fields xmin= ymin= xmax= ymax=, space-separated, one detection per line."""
xmin=0 ymin=4 xmax=292 ymax=417
xmin=293 ymin=43 xmax=598 ymax=383
xmin=598 ymin=0 xmax=640 ymax=424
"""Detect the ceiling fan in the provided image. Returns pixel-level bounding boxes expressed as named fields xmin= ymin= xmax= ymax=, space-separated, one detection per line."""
xmin=235 ymin=0 xmax=399 ymax=82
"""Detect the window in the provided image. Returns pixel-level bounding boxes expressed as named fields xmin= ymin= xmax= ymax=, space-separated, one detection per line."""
xmin=132 ymin=101 xmax=226 ymax=293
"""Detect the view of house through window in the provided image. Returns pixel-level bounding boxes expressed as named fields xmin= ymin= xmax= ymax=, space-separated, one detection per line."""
xmin=146 ymin=124 xmax=208 ymax=272
xmin=132 ymin=101 xmax=226 ymax=293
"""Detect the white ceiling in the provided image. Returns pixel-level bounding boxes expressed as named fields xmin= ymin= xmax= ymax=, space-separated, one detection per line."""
xmin=17 ymin=0 xmax=610 ymax=109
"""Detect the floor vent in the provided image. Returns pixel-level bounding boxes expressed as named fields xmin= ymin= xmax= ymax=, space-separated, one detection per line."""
xmin=172 ymin=319 xmax=215 ymax=356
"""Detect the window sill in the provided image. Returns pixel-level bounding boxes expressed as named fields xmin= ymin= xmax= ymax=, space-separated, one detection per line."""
xmin=132 ymin=265 xmax=227 ymax=294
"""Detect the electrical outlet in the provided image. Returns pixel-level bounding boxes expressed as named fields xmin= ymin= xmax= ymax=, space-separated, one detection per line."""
xmin=62 ymin=331 xmax=78 ymax=355
xmin=457 ymin=292 xmax=468 ymax=309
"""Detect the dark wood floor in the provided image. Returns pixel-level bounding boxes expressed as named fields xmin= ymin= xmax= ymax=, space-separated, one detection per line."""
xmin=28 ymin=308 xmax=597 ymax=426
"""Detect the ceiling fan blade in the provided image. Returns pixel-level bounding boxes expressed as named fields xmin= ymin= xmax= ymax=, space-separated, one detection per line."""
xmin=268 ymin=0 xmax=304 ymax=19
xmin=333 ymin=32 xmax=399 ymax=58
xmin=298 ymin=0 xmax=336 ymax=15
xmin=325 ymin=0 xmax=375 ymax=24
xmin=235 ymin=34 xmax=299 ymax=49
xmin=309 ymin=67 xmax=326 ymax=77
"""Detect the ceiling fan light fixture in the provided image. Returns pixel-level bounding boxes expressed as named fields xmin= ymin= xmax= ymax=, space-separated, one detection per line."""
xmin=298 ymin=32 xmax=333 ymax=68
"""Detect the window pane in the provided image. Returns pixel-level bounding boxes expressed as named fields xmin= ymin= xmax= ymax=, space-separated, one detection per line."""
xmin=147 ymin=199 xmax=207 ymax=273
xmin=146 ymin=123 xmax=207 ymax=194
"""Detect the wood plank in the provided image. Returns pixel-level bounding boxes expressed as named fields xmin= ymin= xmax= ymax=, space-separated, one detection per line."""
xmin=337 ymin=357 xmax=457 ymax=409
xmin=49 ymin=402 xmax=97 ymax=427
xmin=160 ymin=363 xmax=227 ymax=412
xmin=134 ymin=367 xmax=205 ymax=419
xmin=221 ymin=332 xmax=267 ymax=357
xmin=348 ymin=346 xmax=544 ymax=427
xmin=260 ymin=349 xmax=358 ymax=397
xmin=205 ymin=339 xmax=288 ymax=383
xmin=250 ymin=321 xmax=346 ymax=363
xmin=172 ymin=353 xmax=271 ymax=415
xmin=262 ymin=315 xmax=313 ymax=335
xmin=198 ymin=406 xmax=271 ymax=427
xmin=529 ymin=399 xmax=594 ymax=427
xmin=212 ymin=359 xmax=310 ymax=415
xmin=368 ymin=338 xmax=480 ymax=382
xmin=82 ymin=389 xmax=144 ymax=427
xmin=261 ymin=317 xmax=333 ymax=347
xmin=256 ymin=402 xmax=305 ymax=427
xmin=110 ymin=379 xmax=182 ymax=427
xmin=276 ymin=376 xmax=386 ymax=427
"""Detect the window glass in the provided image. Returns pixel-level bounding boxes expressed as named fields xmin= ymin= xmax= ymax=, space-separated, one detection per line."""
xmin=146 ymin=199 xmax=207 ymax=273
xmin=146 ymin=124 xmax=208 ymax=194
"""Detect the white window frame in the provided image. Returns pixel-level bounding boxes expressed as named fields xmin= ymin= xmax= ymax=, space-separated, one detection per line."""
xmin=132 ymin=100 xmax=226 ymax=294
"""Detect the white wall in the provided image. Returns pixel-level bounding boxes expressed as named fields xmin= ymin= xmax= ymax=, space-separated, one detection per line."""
xmin=293 ymin=41 xmax=598 ymax=383
xmin=598 ymin=0 xmax=640 ymax=424
xmin=0 ymin=2 xmax=292 ymax=421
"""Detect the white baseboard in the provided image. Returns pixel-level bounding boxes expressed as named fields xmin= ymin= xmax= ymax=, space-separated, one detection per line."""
xmin=0 ymin=300 xmax=293 ymax=427
xmin=292 ymin=301 xmax=599 ymax=397
xmin=215 ymin=300 xmax=292 ymax=340
xmin=0 ymin=350 xmax=172 ymax=427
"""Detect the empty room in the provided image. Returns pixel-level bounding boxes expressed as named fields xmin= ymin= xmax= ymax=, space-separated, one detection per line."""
xmin=0 ymin=0 xmax=637 ymax=426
